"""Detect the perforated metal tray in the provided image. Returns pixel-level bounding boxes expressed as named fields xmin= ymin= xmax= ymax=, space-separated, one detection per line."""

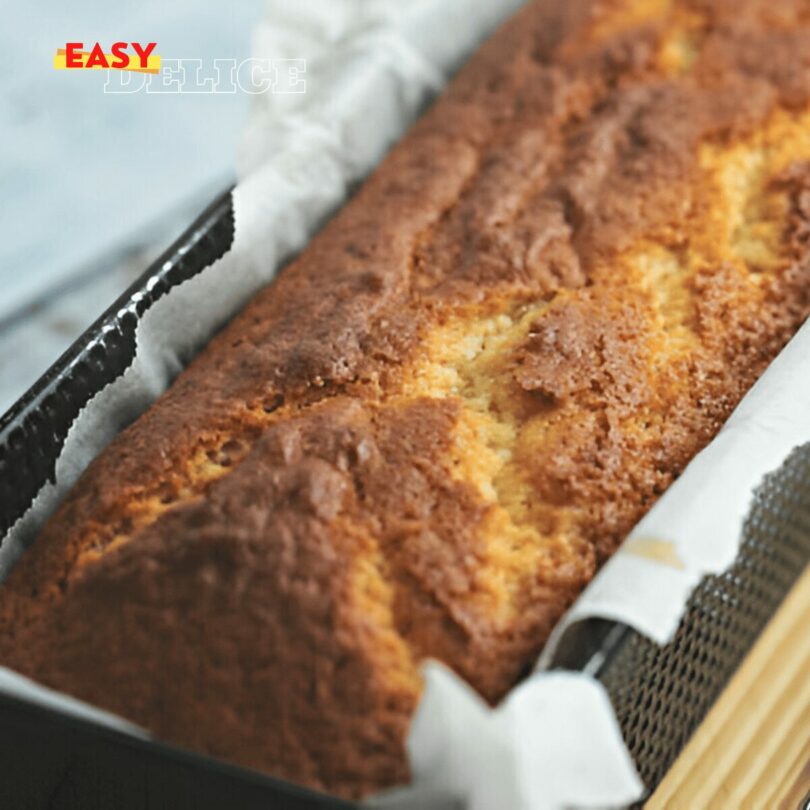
xmin=551 ymin=443 xmax=810 ymax=800
xmin=1 ymin=190 xmax=808 ymax=809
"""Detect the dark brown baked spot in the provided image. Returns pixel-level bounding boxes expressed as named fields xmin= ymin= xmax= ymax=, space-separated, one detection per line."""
xmin=3 ymin=0 xmax=810 ymax=800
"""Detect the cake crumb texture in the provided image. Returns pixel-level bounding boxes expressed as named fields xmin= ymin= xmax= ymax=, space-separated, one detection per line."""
xmin=3 ymin=0 xmax=810 ymax=799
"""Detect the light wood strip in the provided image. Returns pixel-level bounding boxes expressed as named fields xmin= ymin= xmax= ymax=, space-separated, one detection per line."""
xmin=763 ymin=731 xmax=810 ymax=809
xmin=779 ymin=753 xmax=810 ymax=810
xmin=720 ymin=663 xmax=810 ymax=806
xmin=647 ymin=565 xmax=810 ymax=809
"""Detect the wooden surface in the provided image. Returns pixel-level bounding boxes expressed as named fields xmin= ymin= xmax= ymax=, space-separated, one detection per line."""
xmin=648 ymin=564 xmax=810 ymax=809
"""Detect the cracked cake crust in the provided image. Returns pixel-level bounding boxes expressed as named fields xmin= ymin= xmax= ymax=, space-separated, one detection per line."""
xmin=3 ymin=0 xmax=810 ymax=799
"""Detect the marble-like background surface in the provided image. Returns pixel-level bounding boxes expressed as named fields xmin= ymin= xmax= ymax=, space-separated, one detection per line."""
xmin=0 ymin=0 xmax=263 ymax=414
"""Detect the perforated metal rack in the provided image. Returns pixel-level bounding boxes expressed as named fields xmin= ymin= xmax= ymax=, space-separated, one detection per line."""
xmin=601 ymin=445 xmax=810 ymax=794
xmin=0 ymin=190 xmax=808 ymax=809
xmin=553 ymin=442 xmax=810 ymax=803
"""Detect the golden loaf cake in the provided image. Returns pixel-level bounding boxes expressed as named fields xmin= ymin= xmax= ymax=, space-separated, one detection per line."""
xmin=2 ymin=0 xmax=810 ymax=800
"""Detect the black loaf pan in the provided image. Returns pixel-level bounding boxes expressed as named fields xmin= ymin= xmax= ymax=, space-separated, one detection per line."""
xmin=1 ymin=189 xmax=808 ymax=809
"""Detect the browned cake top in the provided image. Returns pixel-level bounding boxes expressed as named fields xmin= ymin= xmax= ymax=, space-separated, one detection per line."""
xmin=3 ymin=0 xmax=810 ymax=800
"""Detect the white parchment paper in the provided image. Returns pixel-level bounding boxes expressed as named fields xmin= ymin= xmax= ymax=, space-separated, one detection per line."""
xmin=9 ymin=3 xmax=633 ymax=809
xmin=369 ymin=664 xmax=642 ymax=810
xmin=5 ymin=2 xmax=807 ymax=808
xmin=0 ymin=0 xmax=524 ymax=575
xmin=540 ymin=317 xmax=810 ymax=661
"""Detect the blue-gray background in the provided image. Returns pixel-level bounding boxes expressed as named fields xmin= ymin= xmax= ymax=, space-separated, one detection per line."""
xmin=0 ymin=1 xmax=263 ymax=413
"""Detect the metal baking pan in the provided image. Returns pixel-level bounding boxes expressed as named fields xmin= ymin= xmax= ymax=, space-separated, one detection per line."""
xmin=1 ymin=190 xmax=808 ymax=809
